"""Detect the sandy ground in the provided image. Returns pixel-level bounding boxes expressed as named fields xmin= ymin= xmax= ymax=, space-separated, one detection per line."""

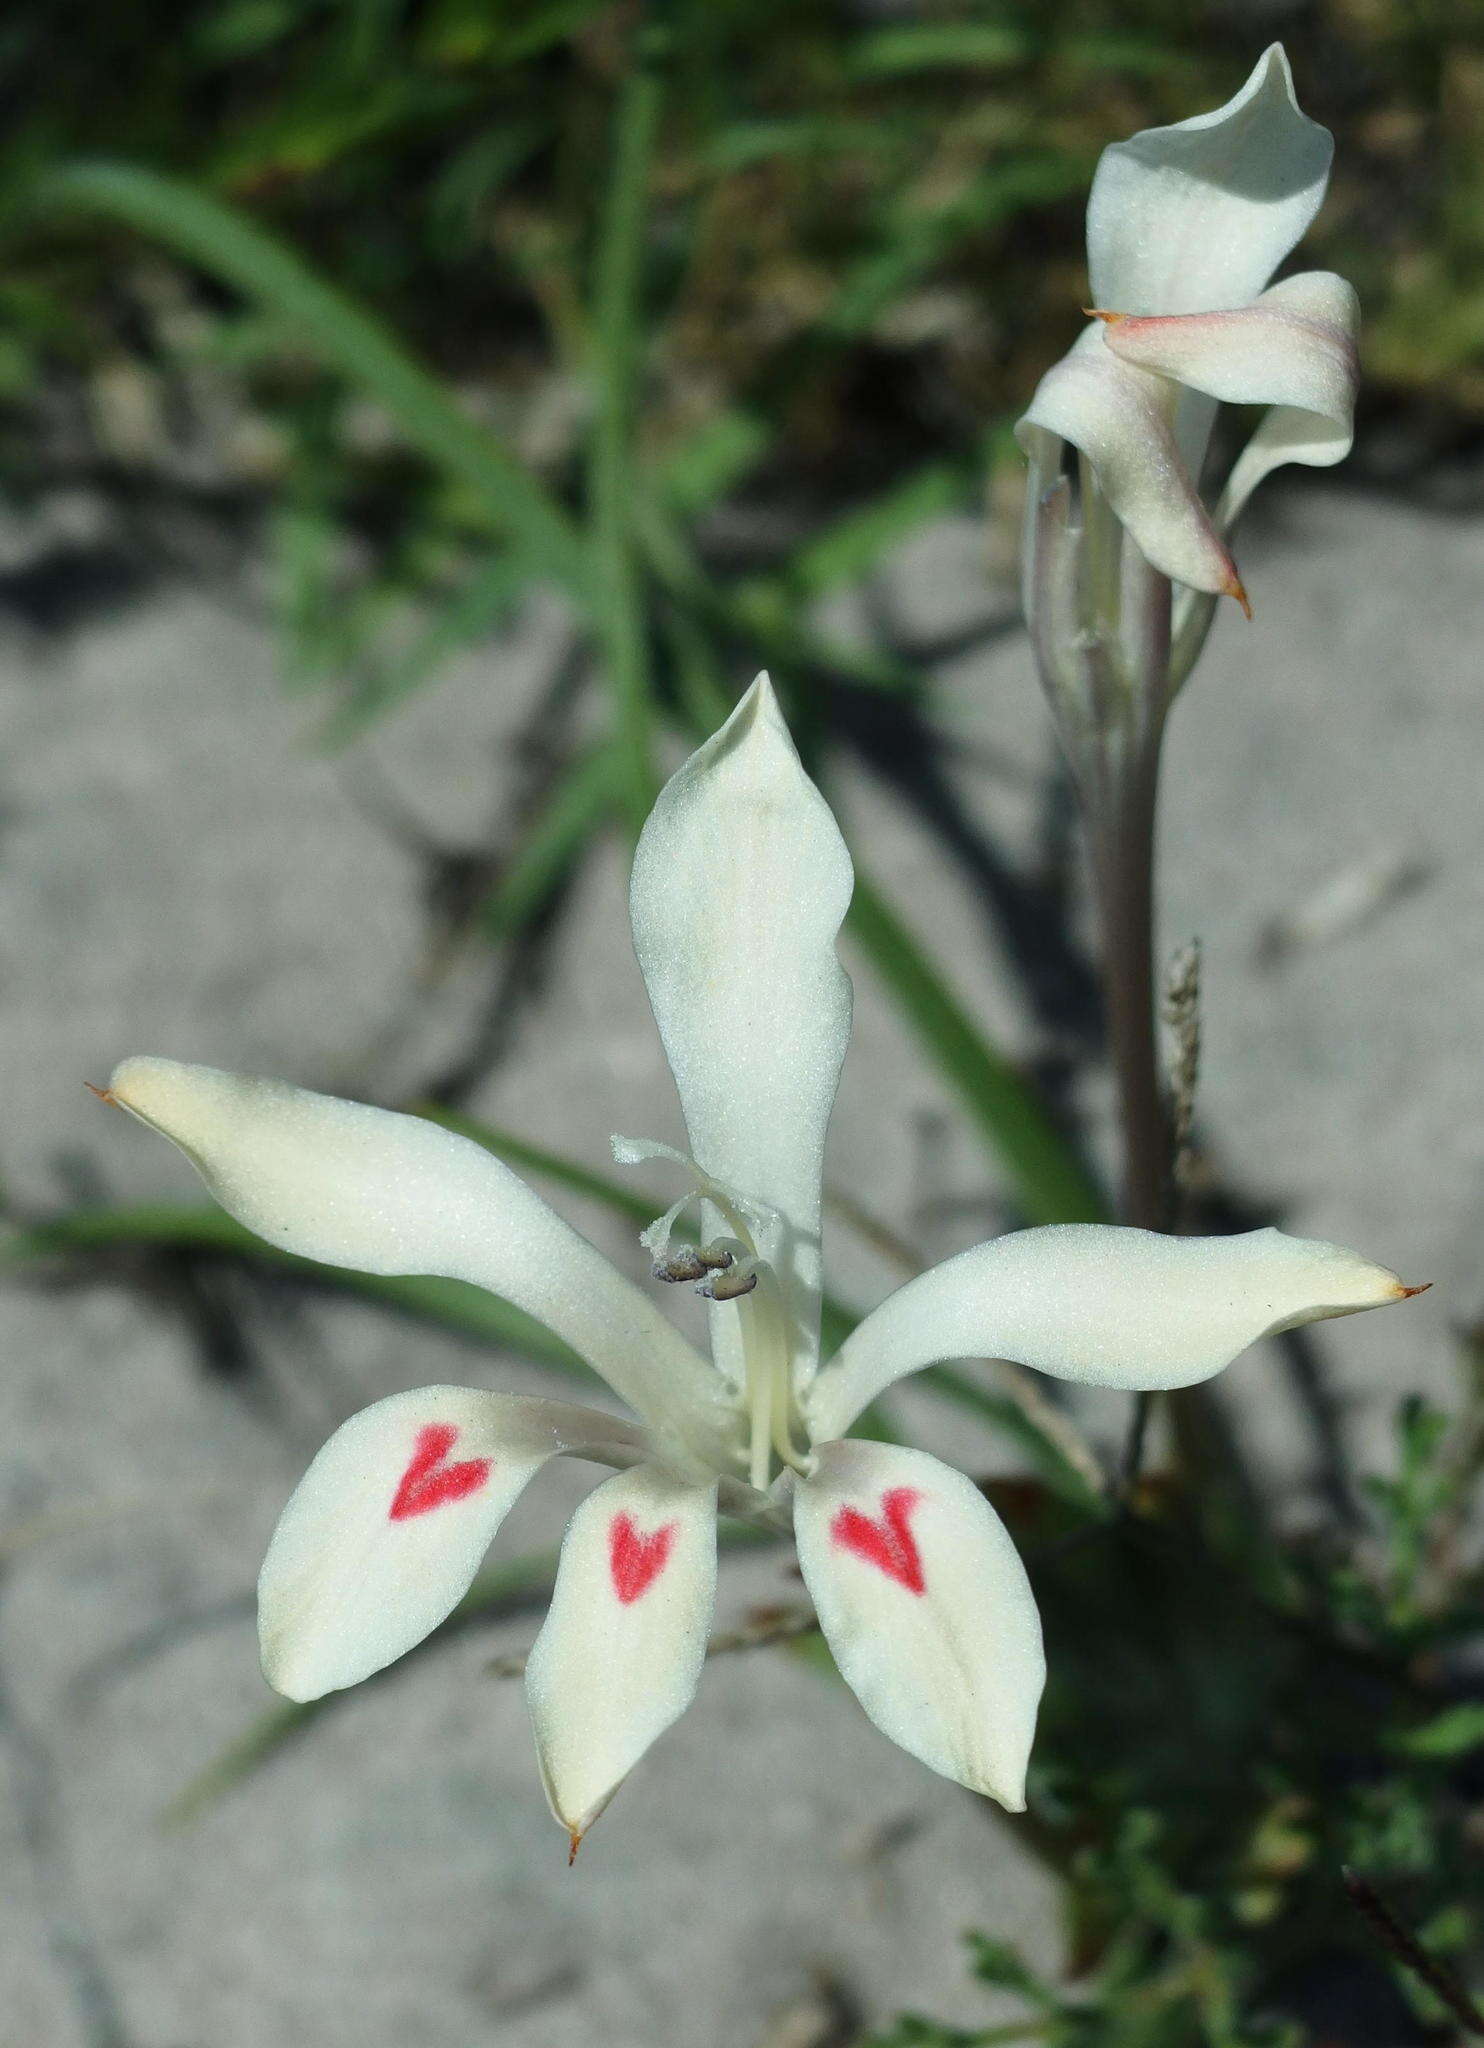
xmin=0 ymin=483 xmax=1478 ymax=2047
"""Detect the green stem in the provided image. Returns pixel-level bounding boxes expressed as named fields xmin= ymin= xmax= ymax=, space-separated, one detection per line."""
xmin=590 ymin=22 xmax=666 ymax=835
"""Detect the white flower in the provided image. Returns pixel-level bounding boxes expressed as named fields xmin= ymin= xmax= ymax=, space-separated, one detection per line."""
xmin=105 ymin=676 xmax=1415 ymax=1852
xmin=1017 ymin=44 xmax=1358 ymax=663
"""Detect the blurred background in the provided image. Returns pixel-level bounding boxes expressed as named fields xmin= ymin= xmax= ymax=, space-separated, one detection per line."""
xmin=4 ymin=3 xmax=1484 ymax=2045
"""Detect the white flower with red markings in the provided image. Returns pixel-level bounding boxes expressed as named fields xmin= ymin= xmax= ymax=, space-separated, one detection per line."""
xmin=104 ymin=675 xmax=1418 ymax=1852
xmin=1017 ymin=45 xmax=1359 ymax=700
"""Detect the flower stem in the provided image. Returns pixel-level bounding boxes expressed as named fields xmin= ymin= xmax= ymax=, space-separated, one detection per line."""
xmin=1091 ymin=746 xmax=1168 ymax=1234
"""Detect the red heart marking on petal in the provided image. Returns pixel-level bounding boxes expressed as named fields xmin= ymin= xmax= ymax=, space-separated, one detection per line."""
xmin=830 ymin=1486 xmax=926 ymax=1594
xmin=389 ymin=1423 xmax=492 ymax=1521
xmin=609 ymin=1511 xmax=678 ymax=1605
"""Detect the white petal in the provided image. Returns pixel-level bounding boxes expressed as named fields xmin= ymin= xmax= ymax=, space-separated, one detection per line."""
xmin=808 ymin=1224 xmax=1417 ymax=1439
xmin=107 ymin=1057 xmax=730 ymax=1455
xmin=1087 ymin=44 xmax=1333 ymax=316
xmin=1016 ymin=330 xmax=1247 ymax=600
xmin=525 ymin=1463 xmax=717 ymax=1851
xmin=258 ymin=1387 xmax=647 ymax=1701
xmin=629 ymin=674 xmax=853 ymax=1384
xmin=794 ymin=1441 xmax=1043 ymax=1807
xmin=1099 ymin=274 xmax=1357 ymax=413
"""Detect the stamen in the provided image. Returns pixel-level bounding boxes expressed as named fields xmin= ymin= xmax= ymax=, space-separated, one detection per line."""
xmin=652 ymin=1247 xmax=710 ymax=1284
xmin=699 ymin=1262 xmax=758 ymax=1302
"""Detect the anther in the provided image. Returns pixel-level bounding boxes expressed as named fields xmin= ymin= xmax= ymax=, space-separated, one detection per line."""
xmin=698 ymin=1264 xmax=758 ymax=1302
xmin=652 ymin=1247 xmax=710 ymax=1284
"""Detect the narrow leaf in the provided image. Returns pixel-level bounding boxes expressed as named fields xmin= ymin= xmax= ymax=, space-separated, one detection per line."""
xmin=846 ymin=866 xmax=1105 ymax=1225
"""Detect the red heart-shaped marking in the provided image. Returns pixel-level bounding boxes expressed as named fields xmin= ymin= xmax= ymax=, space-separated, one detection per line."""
xmin=389 ymin=1423 xmax=492 ymax=1521
xmin=609 ymin=1511 xmax=678 ymax=1605
xmin=830 ymin=1486 xmax=926 ymax=1595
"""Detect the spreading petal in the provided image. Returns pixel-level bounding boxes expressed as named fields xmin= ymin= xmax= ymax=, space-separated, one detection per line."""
xmin=1087 ymin=44 xmax=1333 ymax=316
xmin=525 ymin=1463 xmax=717 ymax=1852
xmin=1016 ymin=329 xmax=1245 ymax=598
xmin=808 ymin=1224 xmax=1417 ymax=1439
xmin=629 ymin=674 xmax=853 ymax=1384
xmin=107 ymin=1057 xmax=730 ymax=1456
xmin=259 ymin=1387 xmax=647 ymax=1701
xmin=1097 ymin=270 xmax=1359 ymax=535
xmin=794 ymin=1441 xmax=1043 ymax=1807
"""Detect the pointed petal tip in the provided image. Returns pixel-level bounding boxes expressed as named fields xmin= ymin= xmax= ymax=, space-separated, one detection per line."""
xmin=1084 ymin=307 xmax=1124 ymax=325
xmin=1226 ymin=568 xmax=1253 ymax=619
xmin=567 ymin=1826 xmax=584 ymax=1867
xmin=84 ymin=1080 xmax=117 ymax=1105
xmin=1396 ymin=1281 xmax=1432 ymax=1301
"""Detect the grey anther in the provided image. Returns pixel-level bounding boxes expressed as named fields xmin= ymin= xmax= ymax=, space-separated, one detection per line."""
xmin=698 ymin=1264 xmax=758 ymax=1302
xmin=652 ymin=1247 xmax=710 ymax=1284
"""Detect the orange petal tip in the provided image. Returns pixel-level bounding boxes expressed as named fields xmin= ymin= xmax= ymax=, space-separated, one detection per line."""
xmin=1084 ymin=307 xmax=1126 ymax=325
xmin=84 ymin=1081 xmax=118 ymax=1106
xmin=1396 ymin=1282 xmax=1432 ymax=1301
xmin=566 ymin=1827 xmax=584 ymax=1867
xmin=1225 ymin=570 xmax=1253 ymax=620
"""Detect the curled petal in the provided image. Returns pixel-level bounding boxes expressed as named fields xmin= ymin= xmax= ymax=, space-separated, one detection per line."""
xmin=794 ymin=1441 xmax=1044 ymax=1807
xmin=259 ymin=1387 xmax=648 ymax=1701
xmin=629 ymin=674 xmax=854 ymax=1386
xmin=1088 ymin=44 xmax=1333 ymax=316
xmin=1016 ymin=331 xmax=1246 ymax=600
xmin=1097 ymin=273 xmax=1357 ymax=418
xmin=107 ymin=1057 xmax=730 ymax=1455
xmin=808 ymin=1224 xmax=1417 ymax=1440
xmin=525 ymin=1464 xmax=717 ymax=1853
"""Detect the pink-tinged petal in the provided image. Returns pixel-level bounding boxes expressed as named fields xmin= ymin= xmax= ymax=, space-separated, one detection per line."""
xmin=808 ymin=1224 xmax=1419 ymax=1440
xmin=525 ymin=1464 xmax=717 ymax=1853
xmin=106 ymin=1057 xmax=730 ymax=1459
xmin=794 ymin=1442 xmax=1044 ymax=1807
xmin=1088 ymin=45 xmax=1333 ymax=316
xmin=629 ymin=674 xmax=854 ymax=1387
xmin=1096 ymin=273 xmax=1357 ymax=418
xmin=1016 ymin=331 xmax=1248 ymax=603
xmin=258 ymin=1387 xmax=648 ymax=1701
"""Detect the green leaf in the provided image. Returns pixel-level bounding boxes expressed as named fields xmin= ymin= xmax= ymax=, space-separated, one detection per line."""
xmin=472 ymin=745 xmax=624 ymax=941
xmin=1391 ymin=1701 xmax=1484 ymax=1759
xmin=845 ymin=866 xmax=1106 ymax=1225
xmin=9 ymin=1205 xmax=592 ymax=1380
xmin=848 ymin=24 xmax=1032 ymax=77
xmin=787 ymin=460 xmax=975 ymax=599
xmin=28 ymin=161 xmax=590 ymax=601
xmin=658 ymin=407 xmax=772 ymax=519
xmin=921 ymin=1364 xmax=1106 ymax=1514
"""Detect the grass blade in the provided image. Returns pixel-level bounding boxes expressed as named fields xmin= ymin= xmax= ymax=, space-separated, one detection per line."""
xmin=475 ymin=745 xmax=623 ymax=943
xmin=846 ymin=866 xmax=1105 ymax=1225
xmin=9 ymin=1205 xmax=591 ymax=1379
xmin=28 ymin=160 xmax=590 ymax=600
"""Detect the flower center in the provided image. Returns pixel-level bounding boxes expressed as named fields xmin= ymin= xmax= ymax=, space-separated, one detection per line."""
xmin=613 ymin=1134 xmax=813 ymax=1490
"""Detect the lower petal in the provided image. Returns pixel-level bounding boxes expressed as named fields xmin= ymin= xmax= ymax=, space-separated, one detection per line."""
xmin=1016 ymin=329 xmax=1243 ymax=600
xmin=794 ymin=1441 xmax=1044 ymax=1808
xmin=525 ymin=1463 xmax=718 ymax=1852
xmin=258 ymin=1387 xmax=648 ymax=1701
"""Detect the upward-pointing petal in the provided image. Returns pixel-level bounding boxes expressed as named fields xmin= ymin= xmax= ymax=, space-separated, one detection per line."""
xmin=629 ymin=674 xmax=854 ymax=1386
xmin=1087 ymin=44 xmax=1333 ymax=316
xmin=807 ymin=1223 xmax=1419 ymax=1440
xmin=106 ymin=1057 xmax=731 ymax=1459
